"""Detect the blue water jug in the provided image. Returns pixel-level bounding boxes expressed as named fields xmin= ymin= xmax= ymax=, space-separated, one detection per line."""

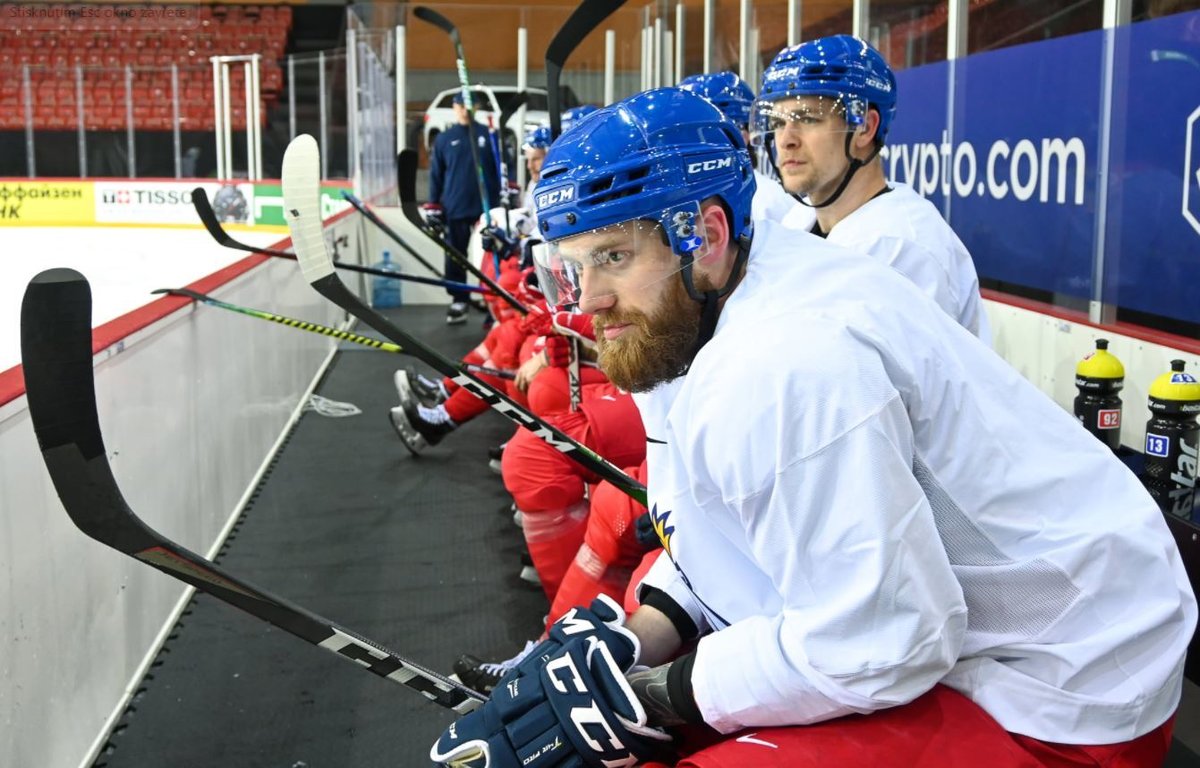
xmin=371 ymin=250 xmax=403 ymax=309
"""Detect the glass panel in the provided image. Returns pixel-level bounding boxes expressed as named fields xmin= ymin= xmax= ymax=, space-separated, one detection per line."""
xmin=949 ymin=32 xmax=1103 ymax=307
xmin=1132 ymin=0 xmax=1200 ymax=22
xmin=968 ymin=0 xmax=1104 ymax=54
xmin=867 ymin=0 xmax=948 ymax=71
xmin=880 ymin=62 xmax=951 ymax=213
xmin=1102 ymin=9 xmax=1200 ymax=329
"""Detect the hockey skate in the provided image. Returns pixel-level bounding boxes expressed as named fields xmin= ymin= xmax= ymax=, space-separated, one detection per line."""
xmin=393 ymin=366 xmax=446 ymax=408
xmin=452 ymin=639 xmax=537 ymax=694
xmin=389 ymin=395 xmax=455 ymax=455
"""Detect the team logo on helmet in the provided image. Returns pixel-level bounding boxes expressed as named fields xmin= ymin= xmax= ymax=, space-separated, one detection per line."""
xmin=764 ymin=65 xmax=799 ymax=83
xmin=865 ymin=75 xmax=892 ymax=92
xmin=686 ymin=156 xmax=733 ymax=175
xmin=534 ymin=184 xmax=575 ymax=211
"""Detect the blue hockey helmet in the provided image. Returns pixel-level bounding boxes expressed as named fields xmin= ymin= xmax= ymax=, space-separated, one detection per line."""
xmin=522 ymin=124 xmax=553 ymax=152
xmin=560 ymin=104 xmax=599 ymax=133
xmin=678 ymin=71 xmax=756 ymax=129
xmin=755 ymin=34 xmax=897 ymax=142
xmin=533 ymin=87 xmax=754 ymax=251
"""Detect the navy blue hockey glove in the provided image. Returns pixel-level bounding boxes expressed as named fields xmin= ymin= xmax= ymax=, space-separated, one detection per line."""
xmin=503 ymin=595 xmax=634 ymax=686
xmin=634 ymin=512 xmax=663 ymax=551
xmin=429 ymin=630 xmax=673 ymax=767
xmin=480 ymin=225 xmax=516 ymax=258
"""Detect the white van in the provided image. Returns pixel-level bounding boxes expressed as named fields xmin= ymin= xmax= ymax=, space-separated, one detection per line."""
xmin=422 ymin=85 xmax=551 ymax=150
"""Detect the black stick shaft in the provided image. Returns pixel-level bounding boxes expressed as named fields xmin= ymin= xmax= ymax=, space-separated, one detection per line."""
xmin=21 ymin=269 xmax=485 ymax=715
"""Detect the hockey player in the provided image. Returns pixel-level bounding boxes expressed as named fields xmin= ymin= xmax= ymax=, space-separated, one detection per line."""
xmin=678 ymin=71 xmax=799 ymax=224
xmin=519 ymin=124 xmax=552 ymax=209
xmin=430 ymin=88 xmax=1194 ymax=768
xmin=754 ymin=35 xmax=989 ymax=340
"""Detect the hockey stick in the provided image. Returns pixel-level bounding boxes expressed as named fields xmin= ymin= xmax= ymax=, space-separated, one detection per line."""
xmin=496 ymin=90 xmax=529 ymax=192
xmin=414 ymin=5 xmax=493 ymax=225
xmin=491 ymin=90 xmax=529 ymax=245
xmin=547 ymin=0 xmax=626 ymax=138
xmin=339 ymin=191 xmax=446 ymax=279
xmin=193 ymin=186 xmax=294 ymax=258
xmin=546 ymin=0 xmax=627 ymax=410
xmin=285 ymin=135 xmax=647 ymax=505
xmin=395 ymin=149 xmax=527 ymax=315
xmin=20 ymin=268 xmax=486 ymax=714
xmin=151 ymin=287 xmax=516 ymax=380
xmin=192 ymin=187 xmax=474 ymax=291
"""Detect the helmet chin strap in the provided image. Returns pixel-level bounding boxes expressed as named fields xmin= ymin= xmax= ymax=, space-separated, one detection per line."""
xmin=797 ymin=131 xmax=882 ymax=209
xmin=679 ymin=232 xmax=752 ymax=368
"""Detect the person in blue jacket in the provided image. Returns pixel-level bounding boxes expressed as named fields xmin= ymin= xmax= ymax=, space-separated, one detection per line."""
xmin=428 ymin=92 xmax=501 ymax=324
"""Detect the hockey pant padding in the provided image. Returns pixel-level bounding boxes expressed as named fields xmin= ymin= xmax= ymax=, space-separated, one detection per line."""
xmin=642 ymin=685 xmax=1173 ymax=767
xmin=526 ymin=366 xmax=610 ymax=418
xmin=548 ymin=463 xmax=648 ymax=627
xmin=521 ymin=499 xmax=589 ymax=602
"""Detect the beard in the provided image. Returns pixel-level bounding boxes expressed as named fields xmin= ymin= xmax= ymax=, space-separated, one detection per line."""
xmin=593 ymin=274 xmax=710 ymax=393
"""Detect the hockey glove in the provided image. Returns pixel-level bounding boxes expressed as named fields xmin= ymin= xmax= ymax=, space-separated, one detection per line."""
xmin=504 ymin=595 xmax=633 ymax=684
xmin=634 ymin=512 xmax=663 ymax=550
xmin=550 ymin=311 xmax=597 ymax=345
xmin=420 ymin=202 xmax=446 ymax=236
xmin=543 ymin=334 xmax=573 ymax=369
xmin=481 ymin=225 xmax=517 ymax=259
xmin=429 ymin=631 xmax=673 ymax=768
xmin=519 ymin=303 xmax=555 ymax=338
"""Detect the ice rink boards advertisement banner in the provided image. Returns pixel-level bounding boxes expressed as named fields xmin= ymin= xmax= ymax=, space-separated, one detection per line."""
xmin=0 ymin=181 xmax=94 ymax=225
xmin=883 ymin=9 xmax=1200 ymax=326
xmin=0 ymin=178 xmax=351 ymax=230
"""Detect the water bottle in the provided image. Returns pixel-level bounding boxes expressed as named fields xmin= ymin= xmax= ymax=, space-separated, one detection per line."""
xmin=371 ymin=250 xmax=402 ymax=309
xmin=1142 ymin=359 xmax=1200 ymax=518
xmin=1073 ymin=338 xmax=1124 ymax=452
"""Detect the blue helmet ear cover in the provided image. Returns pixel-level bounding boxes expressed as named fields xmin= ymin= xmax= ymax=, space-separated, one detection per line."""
xmin=759 ymin=34 xmax=897 ymax=142
xmin=533 ymin=88 xmax=756 ymax=255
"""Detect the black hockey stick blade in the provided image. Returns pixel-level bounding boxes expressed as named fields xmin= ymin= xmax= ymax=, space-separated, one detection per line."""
xmin=193 ymin=187 xmax=295 ymax=258
xmin=196 ymin=186 xmax=466 ymax=288
xmin=340 ymin=191 xmax=446 ymax=278
xmin=285 ymin=136 xmax=647 ymax=504
xmin=547 ymin=0 xmax=628 ymax=138
xmin=395 ymin=148 xmax=527 ymax=314
xmin=497 ymin=90 xmax=529 ymax=180
xmin=20 ymin=269 xmax=485 ymax=714
xmin=498 ymin=91 xmax=528 ymax=136
xmin=412 ymin=5 xmax=459 ymax=44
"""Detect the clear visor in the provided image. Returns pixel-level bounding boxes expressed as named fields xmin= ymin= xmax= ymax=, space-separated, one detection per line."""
xmin=748 ymin=95 xmax=863 ymax=148
xmin=532 ymin=204 xmax=710 ymax=309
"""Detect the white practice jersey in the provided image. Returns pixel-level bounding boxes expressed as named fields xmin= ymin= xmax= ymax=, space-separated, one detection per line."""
xmin=634 ymin=219 xmax=1194 ymax=743
xmin=750 ymin=170 xmax=800 ymax=224
xmin=782 ymin=182 xmax=990 ymax=343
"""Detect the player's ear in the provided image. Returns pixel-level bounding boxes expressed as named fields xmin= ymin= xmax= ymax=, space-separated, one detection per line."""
xmin=697 ymin=199 xmax=731 ymax=265
xmin=855 ymin=109 xmax=881 ymax=152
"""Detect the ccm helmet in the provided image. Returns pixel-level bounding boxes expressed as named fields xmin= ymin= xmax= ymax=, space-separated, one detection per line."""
xmin=522 ymin=124 xmax=553 ymax=152
xmin=756 ymin=34 xmax=897 ymax=142
xmin=559 ymin=104 xmax=600 ymax=134
xmin=531 ymin=87 xmax=754 ymax=358
xmin=678 ymin=71 xmax=757 ymax=130
xmin=533 ymin=88 xmax=754 ymax=251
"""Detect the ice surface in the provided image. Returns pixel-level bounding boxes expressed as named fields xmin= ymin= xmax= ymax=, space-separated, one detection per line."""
xmin=0 ymin=226 xmax=288 ymax=373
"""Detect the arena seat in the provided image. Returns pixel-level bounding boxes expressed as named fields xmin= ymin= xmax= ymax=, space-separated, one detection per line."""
xmin=0 ymin=3 xmax=291 ymax=131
